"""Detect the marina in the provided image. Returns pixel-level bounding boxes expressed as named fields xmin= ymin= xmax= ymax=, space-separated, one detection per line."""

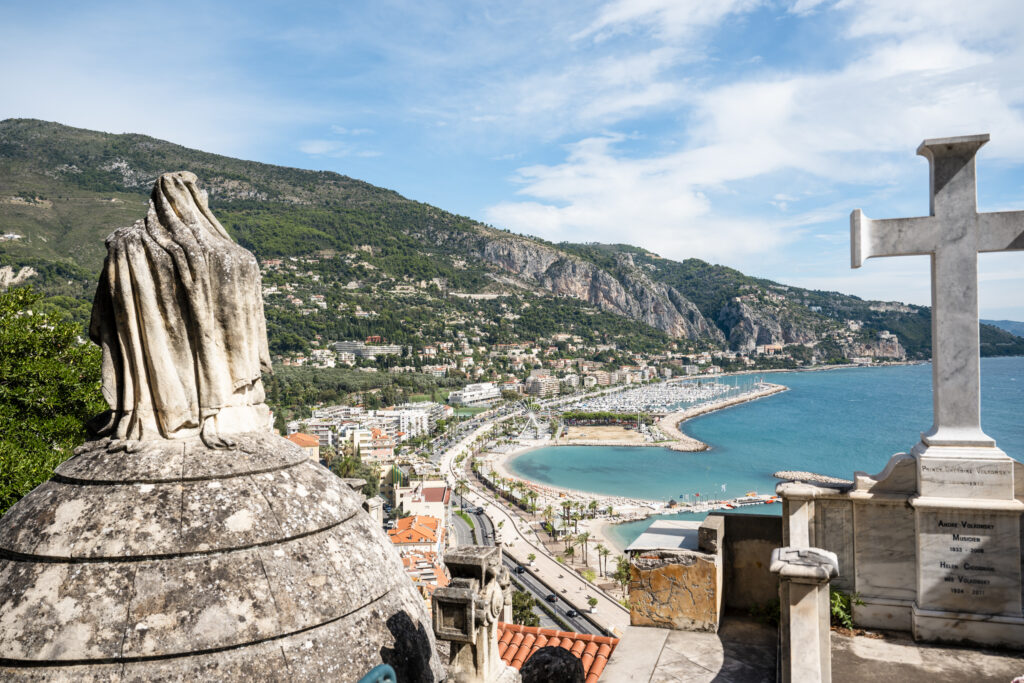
xmin=565 ymin=375 xmax=772 ymax=415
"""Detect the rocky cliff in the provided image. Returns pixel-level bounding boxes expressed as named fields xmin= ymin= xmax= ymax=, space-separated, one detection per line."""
xmin=476 ymin=236 xmax=723 ymax=341
xmin=716 ymin=300 xmax=818 ymax=353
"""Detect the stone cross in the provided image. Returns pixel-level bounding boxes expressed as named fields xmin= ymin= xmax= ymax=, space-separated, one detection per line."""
xmin=851 ymin=135 xmax=1024 ymax=448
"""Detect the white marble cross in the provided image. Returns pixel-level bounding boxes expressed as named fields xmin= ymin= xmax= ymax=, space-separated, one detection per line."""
xmin=852 ymin=135 xmax=1024 ymax=448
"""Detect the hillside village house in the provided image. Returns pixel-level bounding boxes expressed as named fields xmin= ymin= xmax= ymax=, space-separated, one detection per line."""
xmin=394 ymin=480 xmax=451 ymax=522
xmin=388 ymin=515 xmax=445 ymax=555
xmin=285 ymin=432 xmax=319 ymax=461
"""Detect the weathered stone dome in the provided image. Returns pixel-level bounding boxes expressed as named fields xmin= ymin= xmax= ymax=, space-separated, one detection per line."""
xmin=0 ymin=432 xmax=445 ymax=681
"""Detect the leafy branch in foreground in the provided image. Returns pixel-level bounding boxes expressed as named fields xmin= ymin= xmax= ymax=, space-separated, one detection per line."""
xmin=0 ymin=287 xmax=105 ymax=515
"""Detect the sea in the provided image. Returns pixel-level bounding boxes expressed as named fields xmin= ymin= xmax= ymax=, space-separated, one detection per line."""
xmin=506 ymin=357 xmax=1024 ymax=550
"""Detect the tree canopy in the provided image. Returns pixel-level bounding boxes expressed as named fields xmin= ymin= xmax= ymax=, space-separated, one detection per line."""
xmin=0 ymin=287 xmax=106 ymax=514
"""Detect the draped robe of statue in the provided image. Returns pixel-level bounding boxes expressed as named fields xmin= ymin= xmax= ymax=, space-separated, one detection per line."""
xmin=89 ymin=171 xmax=271 ymax=447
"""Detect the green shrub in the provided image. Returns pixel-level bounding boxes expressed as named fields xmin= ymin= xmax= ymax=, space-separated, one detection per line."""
xmin=829 ymin=589 xmax=864 ymax=629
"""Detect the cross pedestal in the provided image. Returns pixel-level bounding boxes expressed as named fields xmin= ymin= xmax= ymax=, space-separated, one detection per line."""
xmin=852 ymin=134 xmax=1024 ymax=645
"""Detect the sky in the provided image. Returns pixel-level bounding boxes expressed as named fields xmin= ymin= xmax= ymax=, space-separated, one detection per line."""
xmin=3 ymin=0 xmax=1024 ymax=318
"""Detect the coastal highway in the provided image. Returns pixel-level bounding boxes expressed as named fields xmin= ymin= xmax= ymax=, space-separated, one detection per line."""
xmin=437 ymin=403 xmax=630 ymax=635
xmin=446 ymin=460 xmax=630 ymax=635
xmin=453 ymin=495 xmax=597 ymax=634
xmin=451 ymin=494 xmax=496 ymax=546
xmin=501 ymin=554 xmax=601 ymax=635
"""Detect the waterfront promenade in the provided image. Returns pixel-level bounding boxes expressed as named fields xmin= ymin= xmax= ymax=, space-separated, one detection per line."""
xmin=436 ymin=378 xmax=790 ymax=635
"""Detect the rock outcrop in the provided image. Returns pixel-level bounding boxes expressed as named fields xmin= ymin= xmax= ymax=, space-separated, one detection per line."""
xmin=477 ymin=237 xmax=723 ymax=341
xmin=717 ymin=300 xmax=817 ymax=353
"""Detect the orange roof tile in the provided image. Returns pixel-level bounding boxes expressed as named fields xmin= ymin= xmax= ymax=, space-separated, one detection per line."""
xmin=286 ymin=433 xmax=320 ymax=448
xmin=388 ymin=515 xmax=444 ymax=545
xmin=496 ymin=623 xmax=619 ymax=683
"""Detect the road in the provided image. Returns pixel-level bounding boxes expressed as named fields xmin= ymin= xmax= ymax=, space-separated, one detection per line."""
xmin=502 ymin=554 xmax=599 ymax=635
xmin=453 ymin=495 xmax=587 ymax=632
xmin=441 ymin=440 xmax=629 ymax=636
xmin=451 ymin=511 xmax=475 ymax=546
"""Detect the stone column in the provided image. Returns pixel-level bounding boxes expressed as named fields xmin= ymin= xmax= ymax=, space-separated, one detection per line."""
xmin=771 ymin=547 xmax=839 ymax=683
xmin=433 ymin=546 xmax=520 ymax=683
xmin=778 ymin=481 xmax=843 ymax=547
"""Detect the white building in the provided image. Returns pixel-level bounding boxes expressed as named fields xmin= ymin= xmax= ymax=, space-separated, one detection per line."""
xmin=447 ymin=382 xmax=501 ymax=406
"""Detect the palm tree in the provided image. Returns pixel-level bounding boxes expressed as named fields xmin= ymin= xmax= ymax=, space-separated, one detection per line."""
xmin=455 ymin=479 xmax=468 ymax=509
xmin=599 ymin=545 xmax=611 ymax=578
xmin=588 ymin=499 xmax=598 ymax=518
xmin=564 ymin=545 xmax=575 ymax=564
xmin=577 ymin=531 xmax=590 ymax=565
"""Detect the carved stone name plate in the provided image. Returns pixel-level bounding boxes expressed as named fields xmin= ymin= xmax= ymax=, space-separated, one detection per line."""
xmin=916 ymin=453 xmax=1014 ymax=499
xmin=917 ymin=508 xmax=1022 ymax=615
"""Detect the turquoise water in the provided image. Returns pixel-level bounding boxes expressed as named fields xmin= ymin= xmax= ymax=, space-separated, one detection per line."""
xmin=602 ymin=506 xmax=779 ymax=552
xmin=507 ymin=357 xmax=1024 ymax=548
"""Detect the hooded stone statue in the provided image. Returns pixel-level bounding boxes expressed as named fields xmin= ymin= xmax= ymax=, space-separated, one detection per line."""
xmin=0 ymin=172 xmax=446 ymax=681
xmin=89 ymin=171 xmax=272 ymax=448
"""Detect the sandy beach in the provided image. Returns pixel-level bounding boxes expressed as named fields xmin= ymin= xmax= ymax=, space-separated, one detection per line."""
xmin=475 ymin=381 xmax=790 ymax=557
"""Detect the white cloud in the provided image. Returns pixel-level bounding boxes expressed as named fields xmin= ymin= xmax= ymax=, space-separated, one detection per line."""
xmin=789 ymin=0 xmax=831 ymax=15
xmin=485 ymin=0 xmax=1024 ymax=290
xmin=298 ymin=138 xmax=379 ymax=158
xmin=299 ymin=140 xmax=343 ymax=155
xmin=484 ymin=133 xmax=793 ymax=262
xmin=574 ymin=0 xmax=763 ymax=42
xmin=330 ymin=126 xmax=374 ymax=136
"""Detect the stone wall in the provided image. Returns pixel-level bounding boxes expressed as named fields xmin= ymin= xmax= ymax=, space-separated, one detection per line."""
xmin=717 ymin=513 xmax=782 ymax=610
xmin=629 ymin=550 xmax=721 ymax=631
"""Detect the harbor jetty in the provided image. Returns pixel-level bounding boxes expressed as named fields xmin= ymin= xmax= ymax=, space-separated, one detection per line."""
xmin=658 ymin=382 xmax=788 ymax=451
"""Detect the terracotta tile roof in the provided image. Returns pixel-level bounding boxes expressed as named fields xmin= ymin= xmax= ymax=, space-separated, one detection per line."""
xmin=388 ymin=515 xmax=444 ymax=545
xmin=286 ymin=433 xmax=319 ymax=448
xmin=496 ymin=623 xmax=618 ymax=683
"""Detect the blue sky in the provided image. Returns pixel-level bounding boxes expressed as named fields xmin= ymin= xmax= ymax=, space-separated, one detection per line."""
xmin=3 ymin=0 xmax=1024 ymax=318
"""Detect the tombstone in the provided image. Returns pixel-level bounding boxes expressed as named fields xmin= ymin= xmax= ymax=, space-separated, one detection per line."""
xmin=778 ymin=135 xmax=1024 ymax=647
xmin=0 ymin=172 xmax=446 ymax=680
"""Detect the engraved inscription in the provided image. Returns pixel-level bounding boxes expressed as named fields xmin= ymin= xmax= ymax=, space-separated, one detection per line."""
xmin=935 ymin=518 xmax=991 ymax=595
xmin=919 ymin=509 xmax=1020 ymax=614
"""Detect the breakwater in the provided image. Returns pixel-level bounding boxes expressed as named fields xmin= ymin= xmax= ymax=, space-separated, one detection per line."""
xmin=658 ymin=382 xmax=788 ymax=451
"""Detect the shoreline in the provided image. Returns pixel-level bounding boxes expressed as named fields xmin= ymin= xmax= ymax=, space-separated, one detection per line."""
xmin=656 ymin=382 xmax=788 ymax=451
xmin=480 ymin=382 xmax=791 ymax=552
xmin=478 ymin=364 xmax=920 ymax=553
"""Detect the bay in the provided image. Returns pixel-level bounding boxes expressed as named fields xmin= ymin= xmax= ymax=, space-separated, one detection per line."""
xmin=506 ymin=357 xmax=1024 ymax=549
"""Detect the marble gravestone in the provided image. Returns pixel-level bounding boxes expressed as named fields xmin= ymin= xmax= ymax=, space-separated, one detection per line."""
xmin=778 ymin=135 xmax=1024 ymax=647
xmin=0 ymin=173 xmax=446 ymax=681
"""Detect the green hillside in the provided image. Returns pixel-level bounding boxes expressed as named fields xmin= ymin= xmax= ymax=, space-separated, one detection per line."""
xmin=2 ymin=118 xmax=1022 ymax=360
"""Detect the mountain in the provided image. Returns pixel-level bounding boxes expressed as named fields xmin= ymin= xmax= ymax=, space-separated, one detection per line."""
xmin=982 ymin=319 xmax=1024 ymax=339
xmin=2 ymin=118 xmax=1023 ymax=360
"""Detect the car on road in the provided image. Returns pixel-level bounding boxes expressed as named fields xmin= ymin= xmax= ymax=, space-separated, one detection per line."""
xmin=513 ymin=565 xmax=526 ymax=574
xmin=566 ymin=609 xmax=579 ymax=618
